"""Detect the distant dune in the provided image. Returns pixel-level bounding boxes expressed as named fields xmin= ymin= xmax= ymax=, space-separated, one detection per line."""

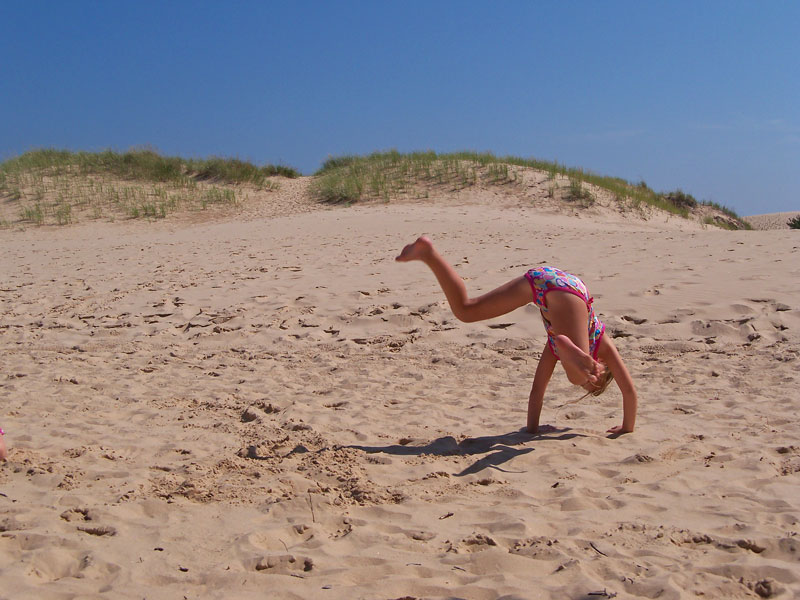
xmin=1 ymin=149 xmax=751 ymax=229
xmin=744 ymin=211 xmax=800 ymax=230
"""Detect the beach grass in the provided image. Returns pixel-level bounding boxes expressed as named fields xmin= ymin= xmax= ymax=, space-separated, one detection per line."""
xmin=311 ymin=150 xmax=749 ymax=229
xmin=0 ymin=148 xmax=299 ymax=185
xmin=566 ymin=177 xmax=594 ymax=206
xmin=311 ymin=151 xmax=519 ymax=204
xmin=0 ymin=149 xmax=297 ymax=225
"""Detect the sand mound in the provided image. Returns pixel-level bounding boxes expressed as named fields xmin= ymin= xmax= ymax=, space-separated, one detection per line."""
xmin=745 ymin=211 xmax=800 ymax=230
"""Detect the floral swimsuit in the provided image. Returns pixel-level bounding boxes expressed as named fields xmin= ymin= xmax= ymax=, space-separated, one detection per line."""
xmin=524 ymin=266 xmax=605 ymax=360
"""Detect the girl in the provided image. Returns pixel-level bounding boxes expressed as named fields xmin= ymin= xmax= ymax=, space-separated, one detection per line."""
xmin=396 ymin=236 xmax=637 ymax=435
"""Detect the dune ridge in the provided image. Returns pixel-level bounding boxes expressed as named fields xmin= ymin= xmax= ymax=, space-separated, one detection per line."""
xmin=744 ymin=211 xmax=800 ymax=230
xmin=0 ymin=149 xmax=751 ymax=231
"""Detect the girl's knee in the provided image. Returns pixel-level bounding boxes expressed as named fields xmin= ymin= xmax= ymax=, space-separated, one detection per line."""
xmin=452 ymin=301 xmax=480 ymax=323
xmin=456 ymin=310 xmax=479 ymax=323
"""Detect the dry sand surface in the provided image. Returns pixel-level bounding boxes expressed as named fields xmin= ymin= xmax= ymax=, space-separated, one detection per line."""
xmin=744 ymin=212 xmax=800 ymax=231
xmin=1 ymin=187 xmax=799 ymax=600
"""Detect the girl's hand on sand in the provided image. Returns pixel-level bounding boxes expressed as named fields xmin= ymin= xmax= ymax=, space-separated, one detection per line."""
xmin=607 ymin=425 xmax=632 ymax=435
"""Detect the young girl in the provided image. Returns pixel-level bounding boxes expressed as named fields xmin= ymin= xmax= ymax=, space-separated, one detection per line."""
xmin=396 ymin=236 xmax=637 ymax=435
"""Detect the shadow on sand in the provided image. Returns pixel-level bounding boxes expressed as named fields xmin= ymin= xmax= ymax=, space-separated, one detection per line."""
xmin=347 ymin=426 xmax=586 ymax=477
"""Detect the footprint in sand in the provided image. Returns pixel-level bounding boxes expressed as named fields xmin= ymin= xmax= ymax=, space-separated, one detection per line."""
xmin=245 ymin=554 xmax=314 ymax=573
xmin=621 ymin=315 xmax=647 ymax=325
xmin=27 ymin=543 xmax=119 ymax=581
xmin=510 ymin=537 xmax=565 ymax=561
xmin=60 ymin=508 xmax=92 ymax=522
xmin=690 ymin=320 xmax=741 ymax=338
xmin=0 ymin=517 xmax=25 ymax=532
xmin=748 ymin=298 xmax=791 ymax=313
xmin=77 ymin=525 xmax=117 ymax=537
xmin=628 ymin=286 xmax=661 ymax=297
xmin=450 ymin=533 xmax=498 ymax=553
xmin=623 ymin=453 xmax=655 ymax=464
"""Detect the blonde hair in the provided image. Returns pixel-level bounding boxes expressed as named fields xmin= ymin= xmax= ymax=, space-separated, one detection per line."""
xmin=556 ymin=367 xmax=614 ymax=409
xmin=582 ymin=367 xmax=614 ymax=399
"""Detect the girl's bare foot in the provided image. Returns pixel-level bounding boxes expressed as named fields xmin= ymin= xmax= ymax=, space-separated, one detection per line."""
xmin=553 ymin=334 xmax=604 ymax=387
xmin=396 ymin=236 xmax=434 ymax=262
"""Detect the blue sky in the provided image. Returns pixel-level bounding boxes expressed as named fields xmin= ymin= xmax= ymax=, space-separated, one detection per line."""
xmin=2 ymin=1 xmax=798 ymax=214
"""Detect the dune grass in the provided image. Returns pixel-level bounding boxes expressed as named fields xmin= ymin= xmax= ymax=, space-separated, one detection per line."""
xmin=0 ymin=148 xmax=299 ymax=185
xmin=0 ymin=149 xmax=299 ymax=225
xmin=311 ymin=150 xmax=748 ymax=228
xmin=312 ymin=150 xmax=494 ymax=203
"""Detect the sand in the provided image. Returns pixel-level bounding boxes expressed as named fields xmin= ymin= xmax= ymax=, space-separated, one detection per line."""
xmin=1 ymin=188 xmax=799 ymax=600
xmin=744 ymin=212 xmax=800 ymax=231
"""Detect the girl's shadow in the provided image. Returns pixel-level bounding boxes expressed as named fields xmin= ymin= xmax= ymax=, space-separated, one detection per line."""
xmin=347 ymin=425 xmax=584 ymax=477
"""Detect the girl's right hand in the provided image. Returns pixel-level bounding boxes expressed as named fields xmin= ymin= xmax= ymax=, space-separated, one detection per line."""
xmin=607 ymin=424 xmax=633 ymax=435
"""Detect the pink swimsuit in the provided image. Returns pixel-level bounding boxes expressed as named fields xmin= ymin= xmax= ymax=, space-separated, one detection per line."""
xmin=524 ymin=266 xmax=605 ymax=360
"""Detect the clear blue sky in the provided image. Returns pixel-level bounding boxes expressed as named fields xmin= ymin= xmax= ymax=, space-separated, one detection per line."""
xmin=2 ymin=1 xmax=798 ymax=214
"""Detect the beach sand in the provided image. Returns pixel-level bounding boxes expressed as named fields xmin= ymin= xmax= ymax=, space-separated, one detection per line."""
xmin=1 ymin=188 xmax=799 ymax=599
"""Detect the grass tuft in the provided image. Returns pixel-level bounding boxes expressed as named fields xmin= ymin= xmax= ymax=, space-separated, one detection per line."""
xmin=193 ymin=157 xmax=299 ymax=185
xmin=566 ymin=177 xmax=594 ymax=206
xmin=20 ymin=203 xmax=45 ymax=225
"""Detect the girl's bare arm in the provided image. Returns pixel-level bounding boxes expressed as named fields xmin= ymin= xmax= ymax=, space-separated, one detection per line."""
xmin=527 ymin=344 xmax=557 ymax=433
xmin=598 ymin=337 xmax=637 ymax=433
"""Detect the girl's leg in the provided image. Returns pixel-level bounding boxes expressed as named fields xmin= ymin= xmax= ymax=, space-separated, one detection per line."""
xmin=397 ymin=236 xmax=603 ymax=387
xmin=545 ymin=291 xmax=604 ymax=387
xmin=396 ymin=236 xmax=531 ymax=322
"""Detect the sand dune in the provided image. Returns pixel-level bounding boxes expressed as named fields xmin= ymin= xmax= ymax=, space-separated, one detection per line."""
xmin=1 ymin=189 xmax=798 ymax=599
xmin=744 ymin=211 xmax=800 ymax=230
